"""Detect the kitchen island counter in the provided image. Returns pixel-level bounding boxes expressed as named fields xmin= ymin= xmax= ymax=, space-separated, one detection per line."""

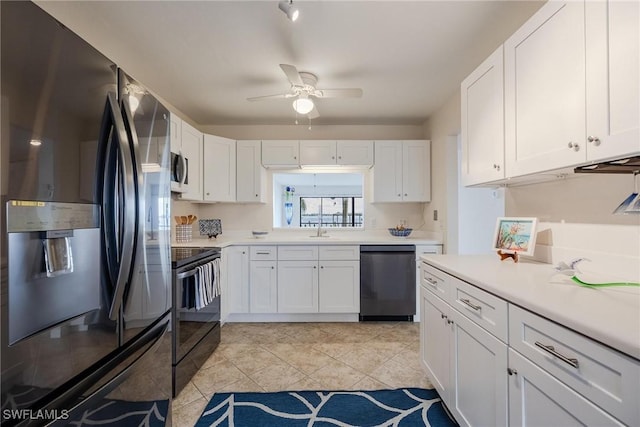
xmin=420 ymin=254 xmax=640 ymax=361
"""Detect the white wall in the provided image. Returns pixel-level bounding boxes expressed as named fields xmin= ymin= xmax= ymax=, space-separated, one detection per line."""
xmin=422 ymin=88 xmax=461 ymax=250
xmin=454 ymin=137 xmax=505 ymax=254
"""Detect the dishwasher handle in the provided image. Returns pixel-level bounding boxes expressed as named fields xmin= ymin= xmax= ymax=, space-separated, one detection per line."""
xmin=360 ymin=245 xmax=415 ymax=252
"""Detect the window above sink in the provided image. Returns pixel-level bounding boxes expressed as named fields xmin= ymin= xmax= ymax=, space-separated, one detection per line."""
xmin=273 ymin=171 xmax=364 ymax=229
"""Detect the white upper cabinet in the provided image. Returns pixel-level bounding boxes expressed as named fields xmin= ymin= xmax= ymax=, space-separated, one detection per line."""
xmin=461 ymin=46 xmax=505 ymax=186
xmin=336 ymin=140 xmax=374 ymax=166
xmin=299 ymin=140 xmax=374 ymax=166
xmin=262 ymin=140 xmax=299 ymax=167
xmin=179 ymin=120 xmax=203 ymax=201
xmin=585 ymin=0 xmax=639 ymax=161
xmin=402 ymin=140 xmax=431 ymax=202
xmin=169 ymin=113 xmax=182 ymax=154
xmin=505 ymin=1 xmax=587 ymax=178
xmin=203 ymin=134 xmax=236 ymax=202
xmin=373 ymin=141 xmax=403 ymax=201
xmin=236 ymin=140 xmax=266 ymax=203
xmin=299 ymin=140 xmax=337 ymax=165
xmin=373 ymin=140 xmax=431 ymax=202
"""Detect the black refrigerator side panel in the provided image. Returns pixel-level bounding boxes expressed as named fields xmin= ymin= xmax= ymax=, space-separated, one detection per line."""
xmin=1 ymin=2 xmax=119 ymax=425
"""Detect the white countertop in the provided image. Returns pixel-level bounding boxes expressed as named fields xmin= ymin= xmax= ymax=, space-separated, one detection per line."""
xmin=420 ymin=254 xmax=640 ymax=361
xmin=172 ymin=230 xmax=443 ymax=248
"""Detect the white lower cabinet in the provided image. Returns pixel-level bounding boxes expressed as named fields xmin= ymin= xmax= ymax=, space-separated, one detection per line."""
xmin=227 ymin=244 xmax=360 ymax=317
xmin=449 ymin=309 xmax=508 ymax=427
xmin=276 ymin=245 xmax=359 ymax=314
xmin=420 ymin=261 xmax=639 ymax=426
xmin=420 ymin=283 xmax=508 ymax=427
xmin=508 ymin=349 xmax=624 ymax=427
xmin=223 ymin=246 xmax=249 ymax=316
xmin=318 ymin=260 xmax=359 ymax=313
xmin=420 ymin=286 xmax=451 ymax=397
xmin=414 ymin=245 xmax=443 ymax=322
xmin=249 ymin=260 xmax=277 ymax=313
xmin=277 ymin=260 xmax=318 ymax=313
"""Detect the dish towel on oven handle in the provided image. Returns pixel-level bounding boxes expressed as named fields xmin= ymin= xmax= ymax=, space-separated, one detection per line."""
xmin=194 ymin=259 xmax=221 ymax=310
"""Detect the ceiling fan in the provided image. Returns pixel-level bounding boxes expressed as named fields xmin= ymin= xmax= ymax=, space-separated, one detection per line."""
xmin=247 ymin=64 xmax=363 ymax=119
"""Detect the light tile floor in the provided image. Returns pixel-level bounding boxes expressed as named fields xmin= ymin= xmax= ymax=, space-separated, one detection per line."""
xmin=172 ymin=322 xmax=433 ymax=427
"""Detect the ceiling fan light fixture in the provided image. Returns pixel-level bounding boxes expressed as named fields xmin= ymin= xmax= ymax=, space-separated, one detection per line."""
xmin=292 ymin=94 xmax=314 ymax=115
xmin=278 ymin=0 xmax=299 ymax=22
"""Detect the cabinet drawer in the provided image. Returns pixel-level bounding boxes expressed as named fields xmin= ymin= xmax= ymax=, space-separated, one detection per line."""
xmin=509 ymin=305 xmax=640 ymax=426
xmin=277 ymin=245 xmax=318 ymax=261
xmin=249 ymin=246 xmax=277 ymax=261
xmin=420 ymin=263 xmax=449 ymax=302
xmin=451 ymin=276 xmax=508 ymax=342
xmin=319 ymin=245 xmax=359 ymax=261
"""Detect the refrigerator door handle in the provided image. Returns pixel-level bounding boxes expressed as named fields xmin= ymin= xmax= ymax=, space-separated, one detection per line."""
xmin=100 ymin=92 xmax=137 ymax=321
xmin=120 ymin=97 xmax=144 ymax=313
xmin=37 ymin=315 xmax=170 ymax=427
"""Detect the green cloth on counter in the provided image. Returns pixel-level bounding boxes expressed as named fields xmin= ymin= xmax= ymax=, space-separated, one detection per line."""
xmin=571 ymin=276 xmax=640 ymax=288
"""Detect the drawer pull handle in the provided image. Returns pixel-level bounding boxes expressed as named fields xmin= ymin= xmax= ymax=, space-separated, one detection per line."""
xmin=426 ymin=277 xmax=438 ymax=287
xmin=256 ymin=251 xmax=271 ymax=255
xmin=534 ymin=341 xmax=579 ymax=368
xmin=459 ymin=298 xmax=481 ymax=311
xmin=507 ymin=368 xmax=517 ymax=376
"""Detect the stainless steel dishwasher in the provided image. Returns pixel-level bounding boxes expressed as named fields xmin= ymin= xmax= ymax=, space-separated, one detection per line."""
xmin=360 ymin=245 xmax=416 ymax=321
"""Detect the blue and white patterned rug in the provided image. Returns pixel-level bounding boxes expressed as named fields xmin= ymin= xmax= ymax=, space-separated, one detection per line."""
xmin=195 ymin=388 xmax=457 ymax=426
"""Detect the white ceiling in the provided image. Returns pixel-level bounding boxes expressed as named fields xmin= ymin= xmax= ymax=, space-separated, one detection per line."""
xmin=35 ymin=0 xmax=544 ymax=127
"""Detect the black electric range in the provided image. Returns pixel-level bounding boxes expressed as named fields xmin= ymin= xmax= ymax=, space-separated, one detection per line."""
xmin=171 ymin=246 xmax=221 ymax=269
xmin=171 ymin=245 xmax=222 ymax=398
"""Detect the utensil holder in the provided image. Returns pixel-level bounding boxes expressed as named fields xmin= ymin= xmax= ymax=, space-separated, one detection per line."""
xmin=176 ymin=224 xmax=192 ymax=243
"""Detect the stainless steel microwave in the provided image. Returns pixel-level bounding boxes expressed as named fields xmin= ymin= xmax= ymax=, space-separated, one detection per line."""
xmin=170 ymin=151 xmax=189 ymax=193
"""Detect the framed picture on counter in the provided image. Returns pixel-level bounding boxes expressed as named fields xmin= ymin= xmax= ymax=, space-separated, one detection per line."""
xmin=492 ymin=217 xmax=537 ymax=256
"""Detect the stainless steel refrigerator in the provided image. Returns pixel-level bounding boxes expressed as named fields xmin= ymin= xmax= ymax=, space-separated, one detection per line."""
xmin=1 ymin=2 xmax=172 ymax=425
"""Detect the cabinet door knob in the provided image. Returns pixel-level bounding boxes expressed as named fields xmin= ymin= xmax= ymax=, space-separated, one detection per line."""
xmin=338 ymin=156 xmax=342 ymax=159
xmin=446 ymin=319 xmax=454 ymax=325
xmin=255 ymin=194 xmax=259 ymax=197
xmin=493 ymin=164 xmax=501 ymax=171
xmin=271 ymin=266 xmax=274 ymax=269
xmin=567 ymin=142 xmax=580 ymax=152
xmin=206 ymin=192 xmax=210 ymax=196
xmin=398 ymin=193 xmax=401 ymax=197
xmin=404 ymin=193 xmax=408 ymax=197
xmin=314 ymin=265 xmax=317 ymax=269
xmin=507 ymin=368 xmax=517 ymax=376
xmin=441 ymin=313 xmax=447 ymax=319
xmin=587 ymin=136 xmax=601 ymax=146
xmin=332 ymin=156 xmax=335 ymax=159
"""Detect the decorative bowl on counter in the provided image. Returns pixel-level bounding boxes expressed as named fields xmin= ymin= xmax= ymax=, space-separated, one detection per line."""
xmin=252 ymin=230 xmax=269 ymax=238
xmin=388 ymin=227 xmax=412 ymax=237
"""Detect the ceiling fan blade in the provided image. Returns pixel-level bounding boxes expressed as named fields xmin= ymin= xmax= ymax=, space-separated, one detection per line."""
xmin=247 ymin=93 xmax=294 ymax=101
xmin=280 ymin=64 xmax=303 ymax=86
xmin=315 ymin=88 xmax=363 ymax=98
xmin=307 ymin=106 xmax=320 ymax=119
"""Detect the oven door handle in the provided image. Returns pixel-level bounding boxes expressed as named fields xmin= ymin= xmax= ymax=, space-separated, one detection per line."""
xmin=176 ymin=268 xmax=198 ymax=280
